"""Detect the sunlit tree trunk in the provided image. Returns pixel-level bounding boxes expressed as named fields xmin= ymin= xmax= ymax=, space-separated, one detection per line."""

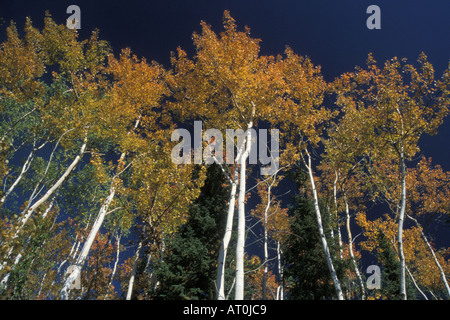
xmin=344 ymin=193 xmax=366 ymax=300
xmin=216 ymin=168 xmax=238 ymax=300
xmin=0 ymin=107 xmax=37 ymax=145
xmin=397 ymin=145 xmax=407 ymax=300
xmin=60 ymin=179 xmax=116 ymax=300
xmin=105 ymin=232 xmax=121 ymax=300
xmin=0 ymin=139 xmax=46 ymax=205
xmin=17 ymin=135 xmax=87 ymax=238
xmin=407 ymin=214 xmax=450 ymax=298
xmin=0 ymin=136 xmax=86 ymax=281
xmin=126 ymin=240 xmax=142 ymax=300
xmin=235 ymin=155 xmax=246 ymax=300
xmin=234 ymin=107 xmax=255 ymax=300
xmin=333 ymin=173 xmax=343 ymax=260
xmin=262 ymin=202 xmax=269 ymax=300
xmin=304 ymin=149 xmax=344 ymax=300
xmin=261 ymin=177 xmax=276 ymax=300
xmin=216 ymin=116 xmax=251 ymax=300
xmin=276 ymin=240 xmax=284 ymax=300
xmin=60 ymin=115 xmax=140 ymax=300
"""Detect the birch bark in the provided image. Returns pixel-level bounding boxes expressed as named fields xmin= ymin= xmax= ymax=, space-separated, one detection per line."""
xmin=344 ymin=193 xmax=366 ymax=299
xmin=407 ymin=214 xmax=450 ymax=298
xmin=398 ymin=146 xmax=407 ymax=300
xmin=216 ymin=169 xmax=238 ymax=300
xmin=17 ymin=136 xmax=87 ymax=238
xmin=126 ymin=240 xmax=142 ymax=300
xmin=59 ymin=180 xmax=116 ymax=299
xmin=304 ymin=150 xmax=344 ymax=300
xmin=234 ymin=106 xmax=255 ymax=300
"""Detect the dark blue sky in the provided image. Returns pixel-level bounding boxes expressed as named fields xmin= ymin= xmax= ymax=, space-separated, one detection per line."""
xmin=1 ymin=0 xmax=449 ymax=264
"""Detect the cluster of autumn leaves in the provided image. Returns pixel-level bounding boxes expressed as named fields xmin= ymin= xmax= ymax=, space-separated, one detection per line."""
xmin=0 ymin=10 xmax=449 ymax=300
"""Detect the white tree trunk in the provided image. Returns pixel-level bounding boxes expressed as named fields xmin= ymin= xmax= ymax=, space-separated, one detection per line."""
xmin=276 ymin=240 xmax=284 ymax=300
xmin=126 ymin=240 xmax=142 ymax=300
xmin=216 ymin=119 xmax=250 ymax=300
xmin=0 ymin=107 xmax=37 ymax=144
xmin=406 ymin=264 xmax=428 ymax=300
xmin=407 ymin=214 xmax=450 ymax=298
xmin=234 ymin=116 xmax=254 ymax=300
xmin=333 ymin=173 xmax=343 ymax=260
xmin=216 ymin=169 xmax=238 ymax=300
xmin=261 ymin=178 xmax=275 ymax=300
xmin=305 ymin=150 xmax=344 ymax=300
xmin=0 ymin=141 xmax=39 ymax=205
xmin=56 ymin=111 xmax=142 ymax=300
xmin=398 ymin=150 xmax=407 ymax=300
xmin=262 ymin=206 xmax=269 ymax=300
xmin=344 ymin=193 xmax=366 ymax=299
xmin=105 ymin=232 xmax=121 ymax=300
xmin=59 ymin=181 xmax=116 ymax=300
xmin=16 ymin=137 xmax=87 ymax=238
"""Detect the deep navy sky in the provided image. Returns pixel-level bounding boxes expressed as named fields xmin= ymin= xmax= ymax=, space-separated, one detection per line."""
xmin=1 ymin=1 xmax=449 ymax=258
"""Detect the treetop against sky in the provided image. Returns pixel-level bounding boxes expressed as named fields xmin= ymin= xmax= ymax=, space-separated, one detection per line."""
xmin=0 ymin=1 xmax=449 ymax=301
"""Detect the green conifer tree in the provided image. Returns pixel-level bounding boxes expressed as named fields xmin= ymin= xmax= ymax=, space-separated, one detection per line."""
xmin=151 ymin=164 xmax=231 ymax=299
xmin=283 ymin=167 xmax=348 ymax=299
xmin=375 ymin=230 xmax=416 ymax=300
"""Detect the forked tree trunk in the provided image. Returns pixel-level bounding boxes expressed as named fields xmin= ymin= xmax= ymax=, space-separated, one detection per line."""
xmin=0 ymin=140 xmax=45 ymax=205
xmin=17 ymin=137 xmax=87 ymax=238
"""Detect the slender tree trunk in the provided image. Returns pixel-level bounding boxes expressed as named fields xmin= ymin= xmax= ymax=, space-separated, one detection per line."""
xmin=60 ymin=116 xmax=140 ymax=300
xmin=17 ymin=136 xmax=87 ymax=238
xmin=304 ymin=149 xmax=344 ymax=300
xmin=0 ymin=140 xmax=41 ymax=205
xmin=276 ymin=240 xmax=284 ymax=300
xmin=216 ymin=169 xmax=238 ymax=300
xmin=344 ymin=193 xmax=366 ymax=299
xmin=0 ymin=185 xmax=58 ymax=282
xmin=333 ymin=173 xmax=344 ymax=260
xmin=387 ymin=234 xmax=427 ymax=300
xmin=406 ymin=264 xmax=428 ymax=300
xmin=0 ymin=107 xmax=37 ymax=144
xmin=59 ymin=180 xmax=116 ymax=300
xmin=105 ymin=232 xmax=121 ymax=300
xmin=398 ymin=148 xmax=407 ymax=300
xmin=262 ymin=208 xmax=269 ymax=300
xmin=407 ymin=214 xmax=450 ymax=297
xmin=216 ymin=117 xmax=250 ymax=300
xmin=261 ymin=178 xmax=275 ymax=300
xmin=234 ymin=157 xmax=247 ymax=300
xmin=126 ymin=240 xmax=143 ymax=300
xmin=234 ymin=111 xmax=254 ymax=300
xmin=21 ymin=129 xmax=76 ymax=215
